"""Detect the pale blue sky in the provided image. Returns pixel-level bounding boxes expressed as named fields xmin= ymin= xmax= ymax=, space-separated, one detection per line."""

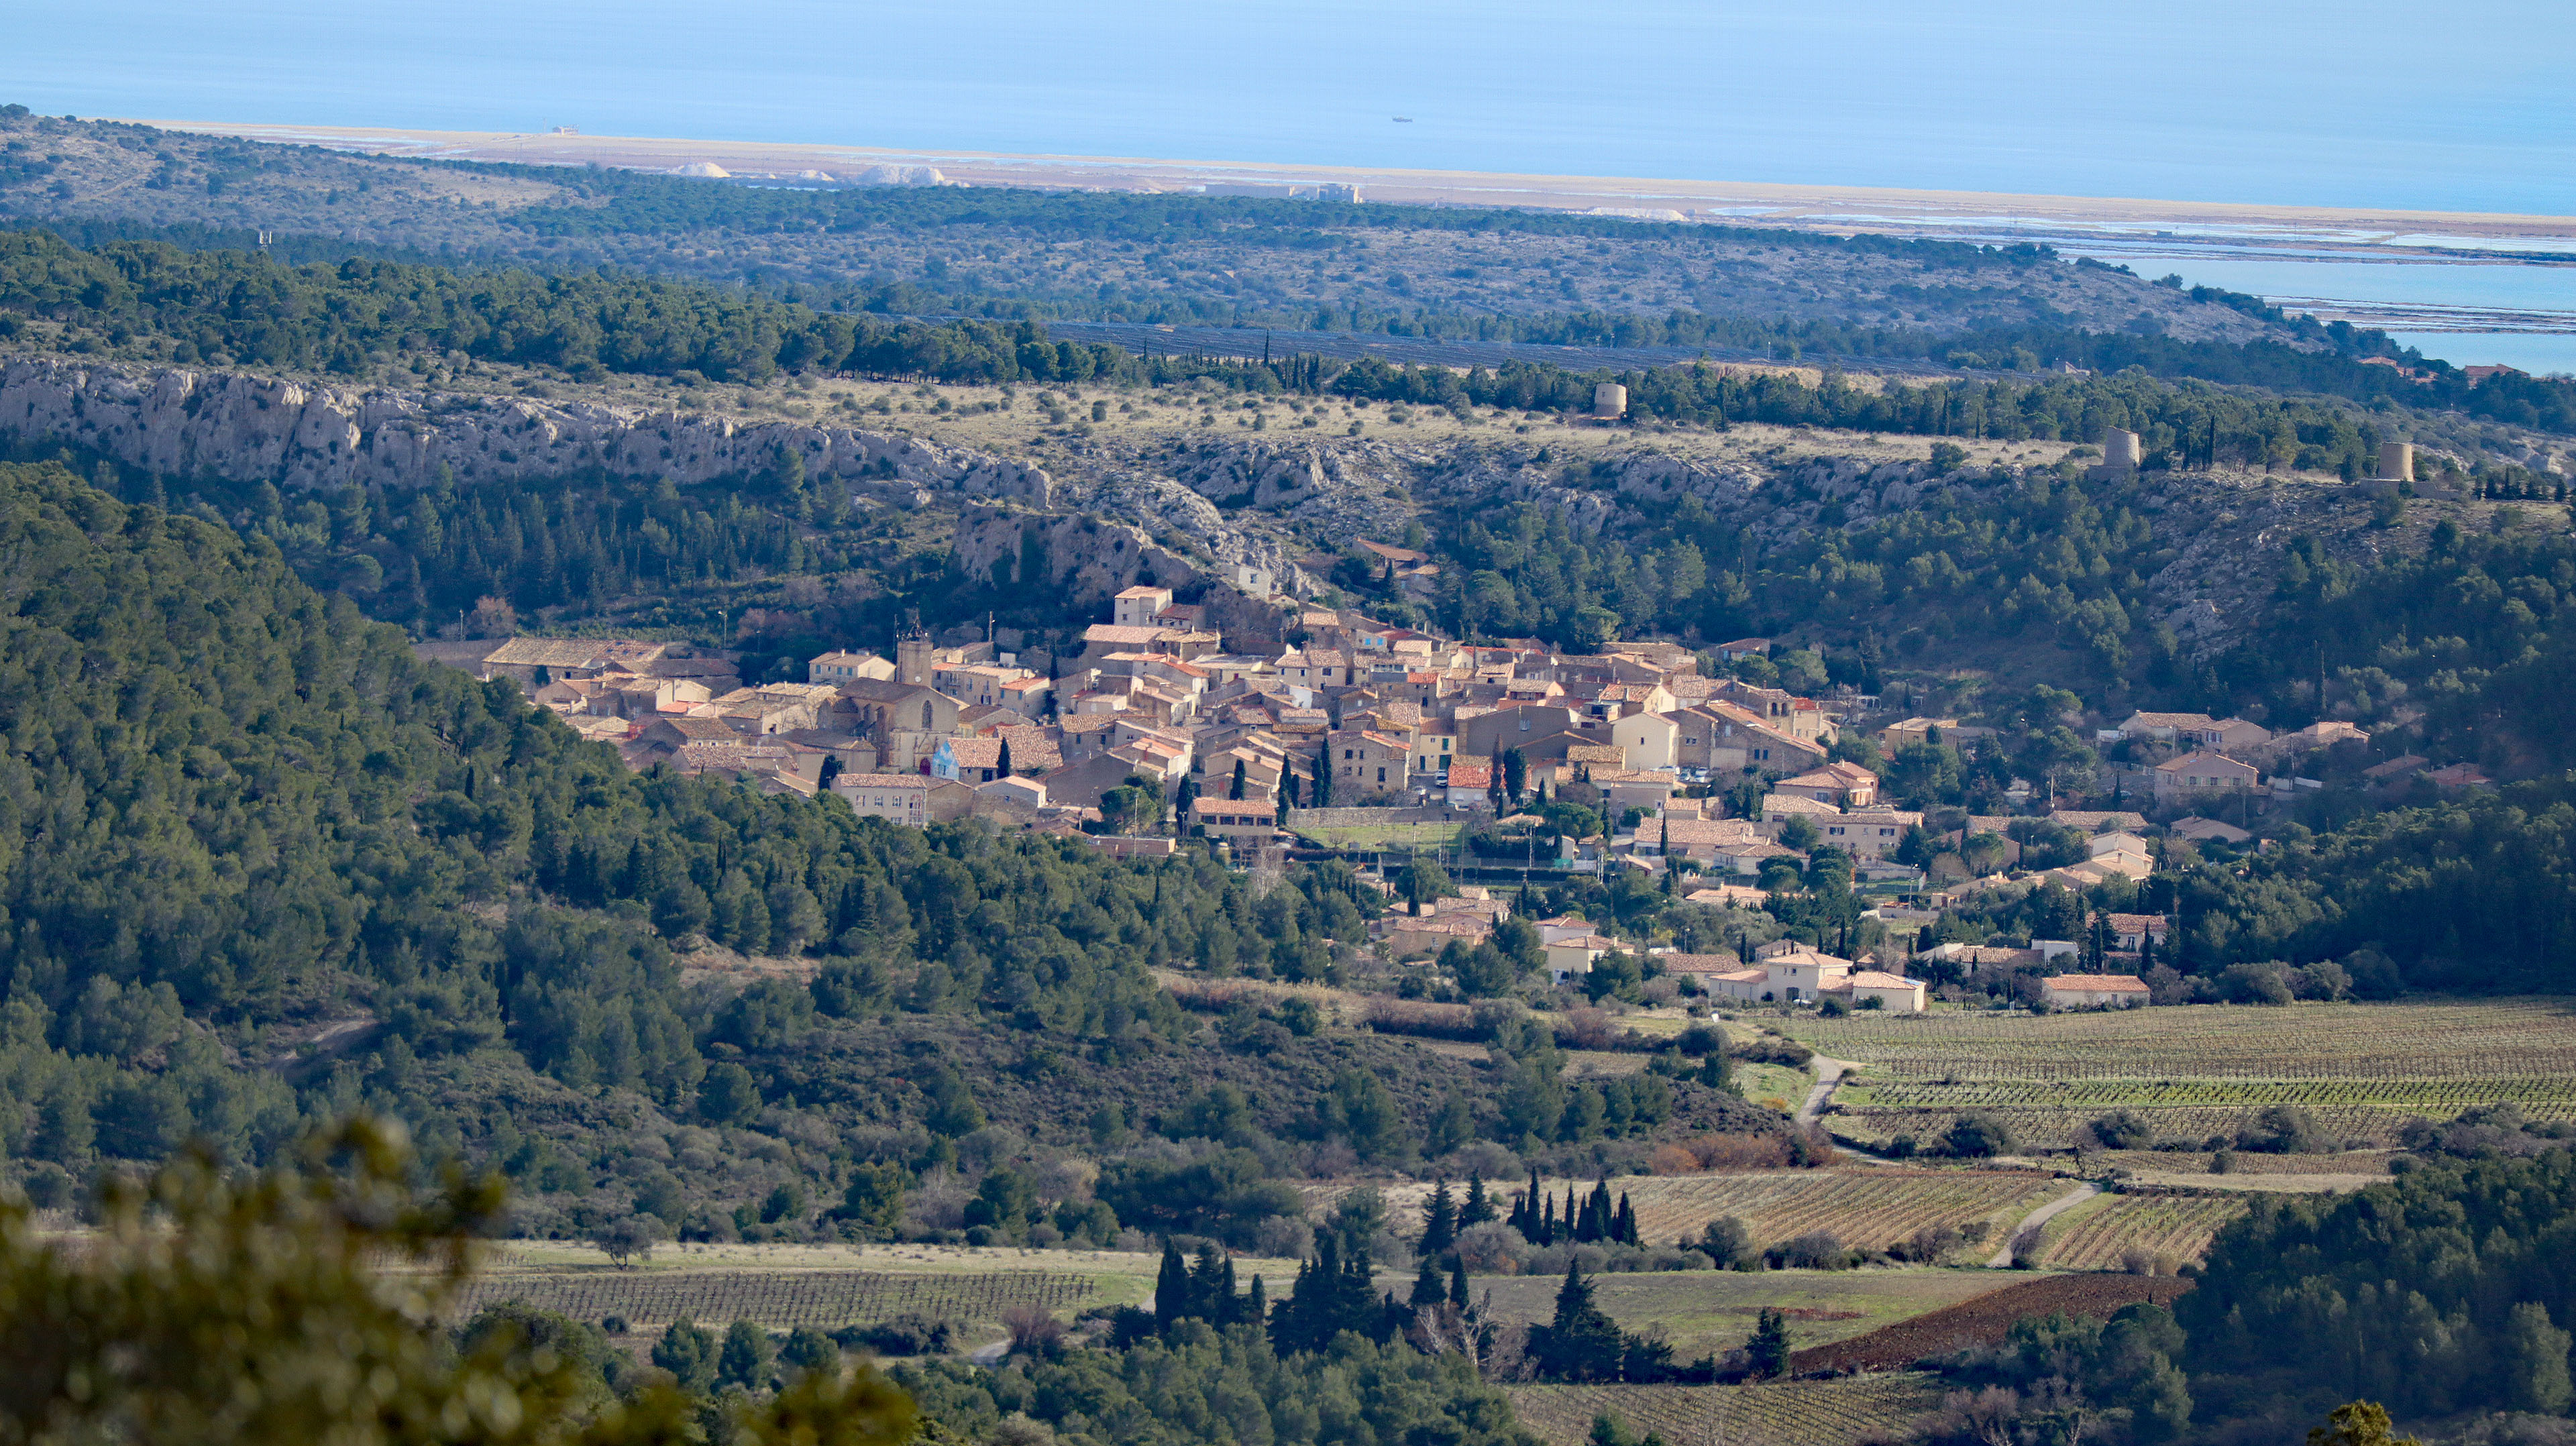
xmin=9 ymin=0 xmax=2573 ymax=211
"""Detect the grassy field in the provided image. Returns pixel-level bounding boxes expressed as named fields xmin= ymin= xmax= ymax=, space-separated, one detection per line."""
xmin=1785 ymin=999 xmax=2576 ymax=1152
xmin=1476 ymin=1267 xmax=2015 ymax=1363
xmin=1507 ymin=1375 xmax=1945 ymax=1446
xmin=1734 ymin=1062 xmax=1811 ymax=1115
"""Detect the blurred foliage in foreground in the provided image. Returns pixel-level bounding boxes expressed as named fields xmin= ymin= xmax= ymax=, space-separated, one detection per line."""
xmin=0 ymin=1117 xmax=915 ymax=1446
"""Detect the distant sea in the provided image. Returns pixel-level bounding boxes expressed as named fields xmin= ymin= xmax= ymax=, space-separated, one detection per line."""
xmin=9 ymin=0 xmax=2574 ymax=371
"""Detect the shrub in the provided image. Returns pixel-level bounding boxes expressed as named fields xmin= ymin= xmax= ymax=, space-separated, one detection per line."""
xmin=1767 ymin=1231 xmax=1852 ymax=1270
xmin=842 ymin=1313 xmax=955 ymax=1356
xmin=2007 ymin=1223 xmax=2050 ymax=1268
xmin=2086 ymin=1109 xmax=2156 ymax=1150
xmin=2237 ymin=1104 xmax=2328 ymax=1154
xmin=2216 ymin=961 xmax=2297 ymax=1005
xmin=1892 ymin=1224 xmax=1964 ymax=1264
xmin=1942 ymin=1111 xmax=2018 ymax=1158
xmin=1656 ymin=1133 xmax=1794 ymax=1172
xmin=1001 ymin=1305 xmax=1065 ymax=1358
xmin=1697 ymin=1216 xmax=1758 ymax=1270
xmin=1452 ymin=1221 xmax=1527 ymax=1274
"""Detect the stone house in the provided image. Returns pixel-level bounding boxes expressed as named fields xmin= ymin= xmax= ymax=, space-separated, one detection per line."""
xmin=2042 ymin=974 xmax=2152 ymax=1009
xmin=1328 ymin=729 xmax=1413 ymax=796
xmin=2152 ymin=752 xmax=2259 ymax=805
xmin=1189 ymin=794 xmax=1278 ymax=844
xmin=833 ymin=772 xmax=931 ymax=826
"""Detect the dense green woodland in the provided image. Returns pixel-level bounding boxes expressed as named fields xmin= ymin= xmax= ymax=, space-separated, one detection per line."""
xmin=1425 ymin=472 xmax=2575 ymax=774
xmin=898 ymin=1327 xmax=1534 ymax=1446
xmin=2179 ymin=1152 xmax=2576 ymax=1436
xmin=0 ymin=457 xmax=1772 ymax=1251
xmin=368 ymin=152 xmax=2576 ymax=426
xmin=0 ymin=461 xmax=1268 ymax=1166
xmin=10 ymin=227 xmax=2576 ymax=455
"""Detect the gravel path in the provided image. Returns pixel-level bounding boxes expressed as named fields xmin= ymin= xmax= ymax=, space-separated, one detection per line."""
xmin=1794 ymin=1056 xmax=1853 ymax=1129
xmin=1986 ymin=1182 xmax=2103 ymax=1268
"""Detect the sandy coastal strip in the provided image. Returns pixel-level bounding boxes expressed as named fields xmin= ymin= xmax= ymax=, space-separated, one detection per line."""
xmin=121 ymin=118 xmax=2576 ymax=255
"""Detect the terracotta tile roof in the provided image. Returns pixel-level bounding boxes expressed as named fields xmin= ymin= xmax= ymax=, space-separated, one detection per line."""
xmin=2045 ymin=974 xmax=2151 ymax=992
xmin=997 ymin=725 xmax=1061 ymax=771
xmin=2050 ymin=810 xmax=2148 ymax=832
xmin=837 ymin=772 xmax=928 ymax=789
xmin=943 ymin=738 xmax=1004 ymax=769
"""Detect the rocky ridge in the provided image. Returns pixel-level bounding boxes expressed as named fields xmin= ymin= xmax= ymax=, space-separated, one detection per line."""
xmin=0 ymin=355 xmax=1051 ymax=504
xmin=0 ymin=354 xmax=2425 ymax=662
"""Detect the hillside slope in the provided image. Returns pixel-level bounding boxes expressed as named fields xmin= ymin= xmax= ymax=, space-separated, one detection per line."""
xmin=0 ymin=109 xmax=2296 ymax=345
xmin=0 ymin=457 xmax=1770 ymax=1237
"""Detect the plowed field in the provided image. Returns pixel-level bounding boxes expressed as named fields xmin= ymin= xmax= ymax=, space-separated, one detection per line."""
xmin=1787 ymin=1274 xmax=2194 ymax=1374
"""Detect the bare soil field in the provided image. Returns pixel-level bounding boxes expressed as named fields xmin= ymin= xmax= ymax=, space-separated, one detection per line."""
xmin=1787 ymin=1273 xmax=2194 ymax=1374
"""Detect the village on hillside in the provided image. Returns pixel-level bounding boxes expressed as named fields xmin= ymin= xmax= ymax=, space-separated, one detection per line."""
xmin=462 ymin=561 xmax=2448 ymax=1016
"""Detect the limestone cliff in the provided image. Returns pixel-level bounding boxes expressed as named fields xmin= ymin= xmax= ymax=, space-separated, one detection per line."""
xmin=945 ymin=507 xmax=1299 ymax=645
xmin=0 ymin=355 xmax=1051 ymax=503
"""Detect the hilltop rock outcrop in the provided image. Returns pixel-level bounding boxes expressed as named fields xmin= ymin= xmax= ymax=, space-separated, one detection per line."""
xmin=945 ymin=506 xmax=1298 ymax=643
xmin=0 ymin=355 xmax=1051 ymax=504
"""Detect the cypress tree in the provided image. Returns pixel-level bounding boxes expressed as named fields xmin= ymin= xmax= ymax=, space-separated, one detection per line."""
xmin=1448 ymin=1257 xmax=1471 ymax=1311
xmin=1540 ymin=1193 xmax=1556 ymax=1241
xmin=1461 ymin=1174 xmax=1495 ymax=1227
xmin=1534 ymin=1264 xmax=1627 ymax=1381
xmin=1154 ymin=1239 xmax=1191 ymax=1327
xmin=1747 ymin=1306 xmax=1792 ymax=1378
xmin=1342 ymin=1248 xmax=1379 ymax=1340
xmin=1616 ymin=1192 xmax=1638 ymax=1245
xmin=1700 ymin=1050 xmax=1735 ymax=1091
xmin=1186 ymin=1241 xmax=1230 ymax=1323
xmin=1409 ymin=1258 xmax=1447 ymax=1310
xmin=1421 ymin=1179 xmax=1457 ymax=1256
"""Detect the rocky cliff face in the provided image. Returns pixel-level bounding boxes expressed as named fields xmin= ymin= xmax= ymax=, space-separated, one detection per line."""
xmin=943 ymin=506 xmax=1299 ymax=643
xmin=0 ymin=355 xmax=1051 ymax=504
